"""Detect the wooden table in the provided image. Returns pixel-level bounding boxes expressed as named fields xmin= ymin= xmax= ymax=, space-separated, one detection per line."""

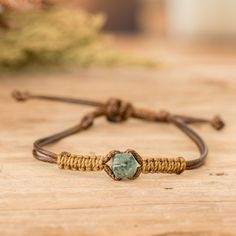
xmin=0 ymin=40 xmax=236 ymax=236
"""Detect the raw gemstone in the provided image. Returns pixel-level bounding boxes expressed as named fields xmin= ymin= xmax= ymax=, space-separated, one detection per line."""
xmin=112 ymin=152 xmax=137 ymax=179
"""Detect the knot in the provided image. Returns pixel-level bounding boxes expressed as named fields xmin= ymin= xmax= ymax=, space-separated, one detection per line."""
xmin=142 ymin=157 xmax=186 ymax=174
xmin=211 ymin=116 xmax=225 ymax=130
xmin=57 ymin=152 xmax=104 ymax=171
xmin=80 ymin=114 xmax=94 ymax=129
xmin=12 ymin=90 xmax=30 ymax=102
xmin=156 ymin=110 xmax=171 ymax=122
xmin=105 ymin=98 xmax=133 ymax=122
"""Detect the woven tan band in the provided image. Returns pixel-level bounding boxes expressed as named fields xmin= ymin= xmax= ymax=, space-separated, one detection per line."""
xmin=57 ymin=152 xmax=186 ymax=175
xmin=58 ymin=152 xmax=104 ymax=171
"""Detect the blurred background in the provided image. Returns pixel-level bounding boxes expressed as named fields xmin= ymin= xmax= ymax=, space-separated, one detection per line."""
xmin=78 ymin=0 xmax=236 ymax=40
xmin=1 ymin=0 xmax=236 ymax=37
xmin=0 ymin=0 xmax=235 ymax=72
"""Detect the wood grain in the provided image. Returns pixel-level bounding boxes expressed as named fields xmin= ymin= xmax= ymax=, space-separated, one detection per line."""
xmin=0 ymin=54 xmax=236 ymax=235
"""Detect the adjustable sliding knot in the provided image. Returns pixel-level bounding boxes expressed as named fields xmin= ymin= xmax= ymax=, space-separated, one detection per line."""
xmin=211 ymin=116 xmax=225 ymax=130
xmin=142 ymin=157 xmax=186 ymax=174
xmin=58 ymin=152 xmax=104 ymax=171
xmin=105 ymin=98 xmax=134 ymax=122
xmin=12 ymin=90 xmax=30 ymax=102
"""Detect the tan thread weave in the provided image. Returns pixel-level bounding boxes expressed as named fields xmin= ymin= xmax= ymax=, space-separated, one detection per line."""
xmin=58 ymin=152 xmax=104 ymax=171
xmin=58 ymin=152 xmax=186 ymax=175
xmin=142 ymin=157 xmax=186 ymax=174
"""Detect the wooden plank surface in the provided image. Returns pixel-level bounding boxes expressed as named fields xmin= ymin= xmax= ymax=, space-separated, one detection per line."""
xmin=0 ymin=44 xmax=236 ymax=235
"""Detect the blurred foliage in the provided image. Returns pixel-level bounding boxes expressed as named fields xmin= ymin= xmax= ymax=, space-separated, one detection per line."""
xmin=0 ymin=8 xmax=157 ymax=72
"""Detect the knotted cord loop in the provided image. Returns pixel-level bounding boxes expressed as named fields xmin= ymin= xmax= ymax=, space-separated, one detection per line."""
xmin=211 ymin=116 xmax=225 ymax=130
xmin=105 ymin=98 xmax=134 ymax=122
xmin=142 ymin=157 xmax=186 ymax=174
xmin=12 ymin=90 xmax=31 ymax=102
xmin=58 ymin=152 xmax=104 ymax=171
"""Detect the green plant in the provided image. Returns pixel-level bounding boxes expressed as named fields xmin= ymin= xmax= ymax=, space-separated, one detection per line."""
xmin=0 ymin=8 xmax=157 ymax=72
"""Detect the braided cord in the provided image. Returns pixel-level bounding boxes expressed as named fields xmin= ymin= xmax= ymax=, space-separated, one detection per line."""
xmin=58 ymin=152 xmax=104 ymax=171
xmin=58 ymin=152 xmax=186 ymax=175
xmin=142 ymin=157 xmax=186 ymax=174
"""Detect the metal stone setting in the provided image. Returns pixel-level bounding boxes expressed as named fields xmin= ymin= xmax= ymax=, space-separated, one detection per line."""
xmin=112 ymin=152 xmax=137 ymax=179
xmin=103 ymin=149 xmax=143 ymax=181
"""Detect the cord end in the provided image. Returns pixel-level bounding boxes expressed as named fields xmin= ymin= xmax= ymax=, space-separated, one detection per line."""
xmin=12 ymin=90 xmax=30 ymax=102
xmin=211 ymin=116 xmax=225 ymax=130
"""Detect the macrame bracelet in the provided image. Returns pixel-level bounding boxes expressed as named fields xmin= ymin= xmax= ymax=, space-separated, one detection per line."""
xmin=12 ymin=90 xmax=225 ymax=181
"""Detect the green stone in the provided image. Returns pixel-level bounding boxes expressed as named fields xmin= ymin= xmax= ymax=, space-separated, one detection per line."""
xmin=112 ymin=152 xmax=137 ymax=179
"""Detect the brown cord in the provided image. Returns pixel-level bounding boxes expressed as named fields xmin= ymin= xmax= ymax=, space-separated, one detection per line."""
xmin=12 ymin=90 xmax=225 ymax=180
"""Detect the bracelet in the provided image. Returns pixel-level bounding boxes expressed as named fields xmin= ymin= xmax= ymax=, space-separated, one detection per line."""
xmin=12 ymin=90 xmax=225 ymax=181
